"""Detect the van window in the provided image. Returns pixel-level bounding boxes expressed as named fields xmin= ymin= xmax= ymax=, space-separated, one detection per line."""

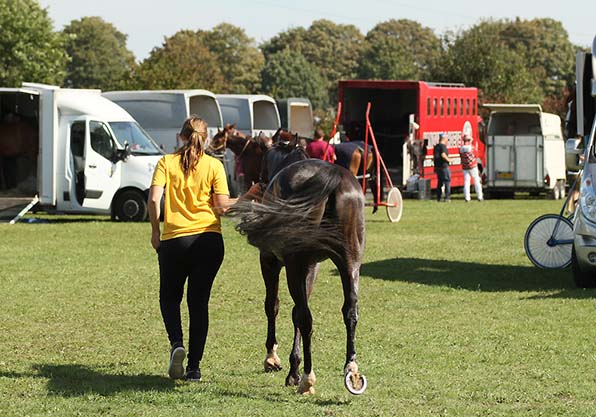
xmin=447 ymin=98 xmax=451 ymax=116
xmin=433 ymin=98 xmax=437 ymax=116
xmin=220 ymin=103 xmax=251 ymax=131
xmin=253 ymin=101 xmax=279 ymax=130
xmin=460 ymin=98 xmax=464 ymax=116
xmin=472 ymin=99 xmax=476 ymax=115
xmin=70 ymin=122 xmax=85 ymax=159
xmin=115 ymin=99 xmax=186 ymax=129
xmin=466 ymin=99 xmax=470 ymax=116
xmin=189 ymin=96 xmax=222 ymax=128
xmin=90 ymin=121 xmax=115 ymax=160
xmin=440 ymin=98 xmax=444 ymax=116
xmin=427 ymin=98 xmax=431 ymax=116
xmin=453 ymin=98 xmax=457 ymax=116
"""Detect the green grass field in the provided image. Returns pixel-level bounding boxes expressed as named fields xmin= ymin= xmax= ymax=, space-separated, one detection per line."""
xmin=1 ymin=197 xmax=594 ymax=416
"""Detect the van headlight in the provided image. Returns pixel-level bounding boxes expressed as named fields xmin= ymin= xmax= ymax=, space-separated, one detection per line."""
xmin=580 ymin=176 xmax=596 ymax=223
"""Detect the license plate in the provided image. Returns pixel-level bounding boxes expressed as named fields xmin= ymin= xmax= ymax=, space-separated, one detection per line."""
xmin=496 ymin=171 xmax=514 ymax=179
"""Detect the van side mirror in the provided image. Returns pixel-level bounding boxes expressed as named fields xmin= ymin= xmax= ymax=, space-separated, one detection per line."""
xmin=565 ymin=138 xmax=584 ymax=171
xmin=113 ymin=143 xmax=131 ymax=162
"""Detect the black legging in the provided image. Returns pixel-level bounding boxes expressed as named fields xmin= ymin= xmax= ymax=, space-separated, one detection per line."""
xmin=158 ymin=232 xmax=224 ymax=369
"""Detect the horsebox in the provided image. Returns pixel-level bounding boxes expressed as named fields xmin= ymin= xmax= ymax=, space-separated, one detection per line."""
xmin=216 ymin=94 xmax=281 ymax=138
xmin=276 ymin=97 xmax=314 ymax=139
xmin=0 ymin=83 xmax=163 ymax=222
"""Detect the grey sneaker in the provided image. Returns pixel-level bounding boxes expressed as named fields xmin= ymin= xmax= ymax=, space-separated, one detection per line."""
xmin=168 ymin=345 xmax=186 ymax=379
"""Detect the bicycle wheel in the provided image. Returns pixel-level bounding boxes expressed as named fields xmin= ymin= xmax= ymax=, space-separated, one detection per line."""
xmin=386 ymin=187 xmax=403 ymax=223
xmin=524 ymin=214 xmax=573 ymax=269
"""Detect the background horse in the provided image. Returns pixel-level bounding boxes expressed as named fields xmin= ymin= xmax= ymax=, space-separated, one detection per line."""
xmin=334 ymin=140 xmax=384 ymax=213
xmin=228 ymin=158 xmax=367 ymax=395
xmin=209 ymin=124 xmax=272 ymax=194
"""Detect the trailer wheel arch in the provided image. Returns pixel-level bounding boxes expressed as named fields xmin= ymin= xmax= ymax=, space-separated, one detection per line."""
xmin=111 ymin=187 xmax=148 ymax=222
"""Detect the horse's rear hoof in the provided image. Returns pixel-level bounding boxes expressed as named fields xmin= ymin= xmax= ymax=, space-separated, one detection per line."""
xmin=263 ymin=348 xmax=282 ymax=372
xmin=297 ymin=371 xmax=316 ymax=395
xmin=285 ymin=373 xmax=301 ymax=386
xmin=344 ymin=371 xmax=367 ymax=395
xmin=263 ymin=357 xmax=282 ymax=372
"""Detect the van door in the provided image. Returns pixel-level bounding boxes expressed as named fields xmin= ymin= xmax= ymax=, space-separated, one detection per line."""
xmin=81 ymin=120 xmax=122 ymax=210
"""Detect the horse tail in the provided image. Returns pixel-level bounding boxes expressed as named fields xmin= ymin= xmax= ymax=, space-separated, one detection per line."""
xmin=227 ymin=163 xmax=348 ymax=258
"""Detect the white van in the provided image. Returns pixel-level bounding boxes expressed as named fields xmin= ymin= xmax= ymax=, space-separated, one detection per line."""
xmin=103 ymin=90 xmax=223 ymax=154
xmin=276 ymin=97 xmax=314 ymax=138
xmin=0 ymin=83 xmax=163 ymax=221
xmin=484 ymin=104 xmax=566 ymax=198
xmin=216 ymin=94 xmax=281 ymax=137
xmin=103 ymin=90 xmax=242 ymax=197
xmin=565 ymin=41 xmax=596 ymax=287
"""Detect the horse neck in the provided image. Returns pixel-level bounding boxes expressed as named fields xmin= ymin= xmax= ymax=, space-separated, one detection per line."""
xmin=226 ymin=135 xmax=250 ymax=156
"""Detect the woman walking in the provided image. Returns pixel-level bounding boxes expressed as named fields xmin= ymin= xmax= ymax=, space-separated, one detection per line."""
xmin=148 ymin=116 xmax=233 ymax=381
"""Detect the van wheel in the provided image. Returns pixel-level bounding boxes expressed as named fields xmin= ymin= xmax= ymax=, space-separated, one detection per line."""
xmin=571 ymin=246 xmax=596 ymax=288
xmin=114 ymin=190 xmax=147 ymax=222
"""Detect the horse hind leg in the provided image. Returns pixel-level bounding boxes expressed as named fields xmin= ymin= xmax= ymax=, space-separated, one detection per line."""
xmin=260 ymin=251 xmax=283 ymax=372
xmin=284 ymin=255 xmax=317 ymax=394
xmin=285 ymin=262 xmax=318 ymax=387
xmin=335 ymin=255 xmax=367 ymax=395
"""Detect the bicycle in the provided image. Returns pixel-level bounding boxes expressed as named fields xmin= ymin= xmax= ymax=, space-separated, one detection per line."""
xmin=523 ymin=171 xmax=581 ymax=269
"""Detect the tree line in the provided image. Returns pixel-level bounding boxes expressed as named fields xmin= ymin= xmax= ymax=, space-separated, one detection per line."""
xmin=1 ymin=0 xmax=587 ymax=123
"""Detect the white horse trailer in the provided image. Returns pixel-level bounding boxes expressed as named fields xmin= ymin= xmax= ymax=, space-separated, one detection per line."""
xmin=484 ymin=104 xmax=566 ymax=198
xmin=276 ymin=98 xmax=314 ymax=138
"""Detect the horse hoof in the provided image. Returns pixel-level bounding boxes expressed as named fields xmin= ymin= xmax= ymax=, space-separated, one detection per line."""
xmin=285 ymin=373 xmax=301 ymax=386
xmin=263 ymin=356 xmax=282 ymax=372
xmin=344 ymin=371 xmax=367 ymax=395
xmin=297 ymin=371 xmax=316 ymax=395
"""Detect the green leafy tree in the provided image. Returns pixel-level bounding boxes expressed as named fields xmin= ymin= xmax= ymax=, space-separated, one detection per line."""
xmin=135 ymin=30 xmax=224 ymax=91
xmin=0 ymin=0 xmax=68 ymax=86
xmin=261 ymin=20 xmax=364 ymax=107
xmin=500 ymin=18 xmax=575 ymax=98
xmin=358 ymin=19 xmax=441 ymax=80
xmin=199 ymin=23 xmax=264 ymax=94
xmin=62 ymin=16 xmax=136 ymax=90
xmin=261 ymin=27 xmax=308 ymax=59
xmin=261 ymin=48 xmax=327 ymax=109
xmin=435 ymin=22 xmax=542 ymax=105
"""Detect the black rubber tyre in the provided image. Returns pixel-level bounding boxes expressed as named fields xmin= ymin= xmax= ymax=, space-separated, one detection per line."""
xmin=571 ymin=246 xmax=596 ymax=288
xmin=114 ymin=190 xmax=148 ymax=222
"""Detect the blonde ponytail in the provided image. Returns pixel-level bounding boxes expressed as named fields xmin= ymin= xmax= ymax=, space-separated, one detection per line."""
xmin=177 ymin=116 xmax=208 ymax=177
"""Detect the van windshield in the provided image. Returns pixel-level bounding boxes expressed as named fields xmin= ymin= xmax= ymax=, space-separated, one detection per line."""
xmin=109 ymin=122 xmax=163 ymax=155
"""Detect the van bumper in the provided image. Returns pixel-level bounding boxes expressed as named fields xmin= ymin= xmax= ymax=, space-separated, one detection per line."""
xmin=573 ymin=210 xmax=596 ymax=270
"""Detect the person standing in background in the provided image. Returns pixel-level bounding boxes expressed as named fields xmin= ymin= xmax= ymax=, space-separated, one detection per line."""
xmin=433 ymin=133 xmax=451 ymax=202
xmin=306 ymin=128 xmax=336 ymax=162
xmin=459 ymin=134 xmax=483 ymax=202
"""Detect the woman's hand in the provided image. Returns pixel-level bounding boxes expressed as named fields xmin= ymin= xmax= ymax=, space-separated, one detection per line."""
xmin=151 ymin=230 xmax=161 ymax=251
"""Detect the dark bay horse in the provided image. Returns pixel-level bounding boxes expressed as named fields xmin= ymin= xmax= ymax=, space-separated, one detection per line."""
xmin=228 ymin=156 xmax=367 ymax=395
xmin=209 ymin=124 xmax=273 ymax=193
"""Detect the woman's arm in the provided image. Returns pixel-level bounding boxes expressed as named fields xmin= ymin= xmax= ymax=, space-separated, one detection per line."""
xmin=148 ymin=185 xmax=164 ymax=250
xmin=213 ymin=194 xmax=238 ymax=215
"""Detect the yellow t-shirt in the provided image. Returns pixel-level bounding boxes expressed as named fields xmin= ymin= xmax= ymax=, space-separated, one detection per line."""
xmin=151 ymin=153 xmax=229 ymax=240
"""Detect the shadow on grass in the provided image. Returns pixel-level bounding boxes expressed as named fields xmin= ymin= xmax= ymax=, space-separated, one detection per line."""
xmin=361 ymin=257 xmax=596 ymax=296
xmin=26 ymin=364 xmax=175 ymax=396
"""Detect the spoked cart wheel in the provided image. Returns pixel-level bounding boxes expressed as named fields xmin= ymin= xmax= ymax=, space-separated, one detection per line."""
xmin=386 ymin=187 xmax=403 ymax=223
xmin=524 ymin=214 xmax=574 ymax=269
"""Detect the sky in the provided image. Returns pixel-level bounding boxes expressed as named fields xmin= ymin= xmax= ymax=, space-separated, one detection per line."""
xmin=39 ymin=0 xmax=595 ymax=62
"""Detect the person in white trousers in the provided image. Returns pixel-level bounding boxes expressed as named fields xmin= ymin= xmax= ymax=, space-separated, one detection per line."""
xmin=459 ymin=135 xmax=483 ymax=202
